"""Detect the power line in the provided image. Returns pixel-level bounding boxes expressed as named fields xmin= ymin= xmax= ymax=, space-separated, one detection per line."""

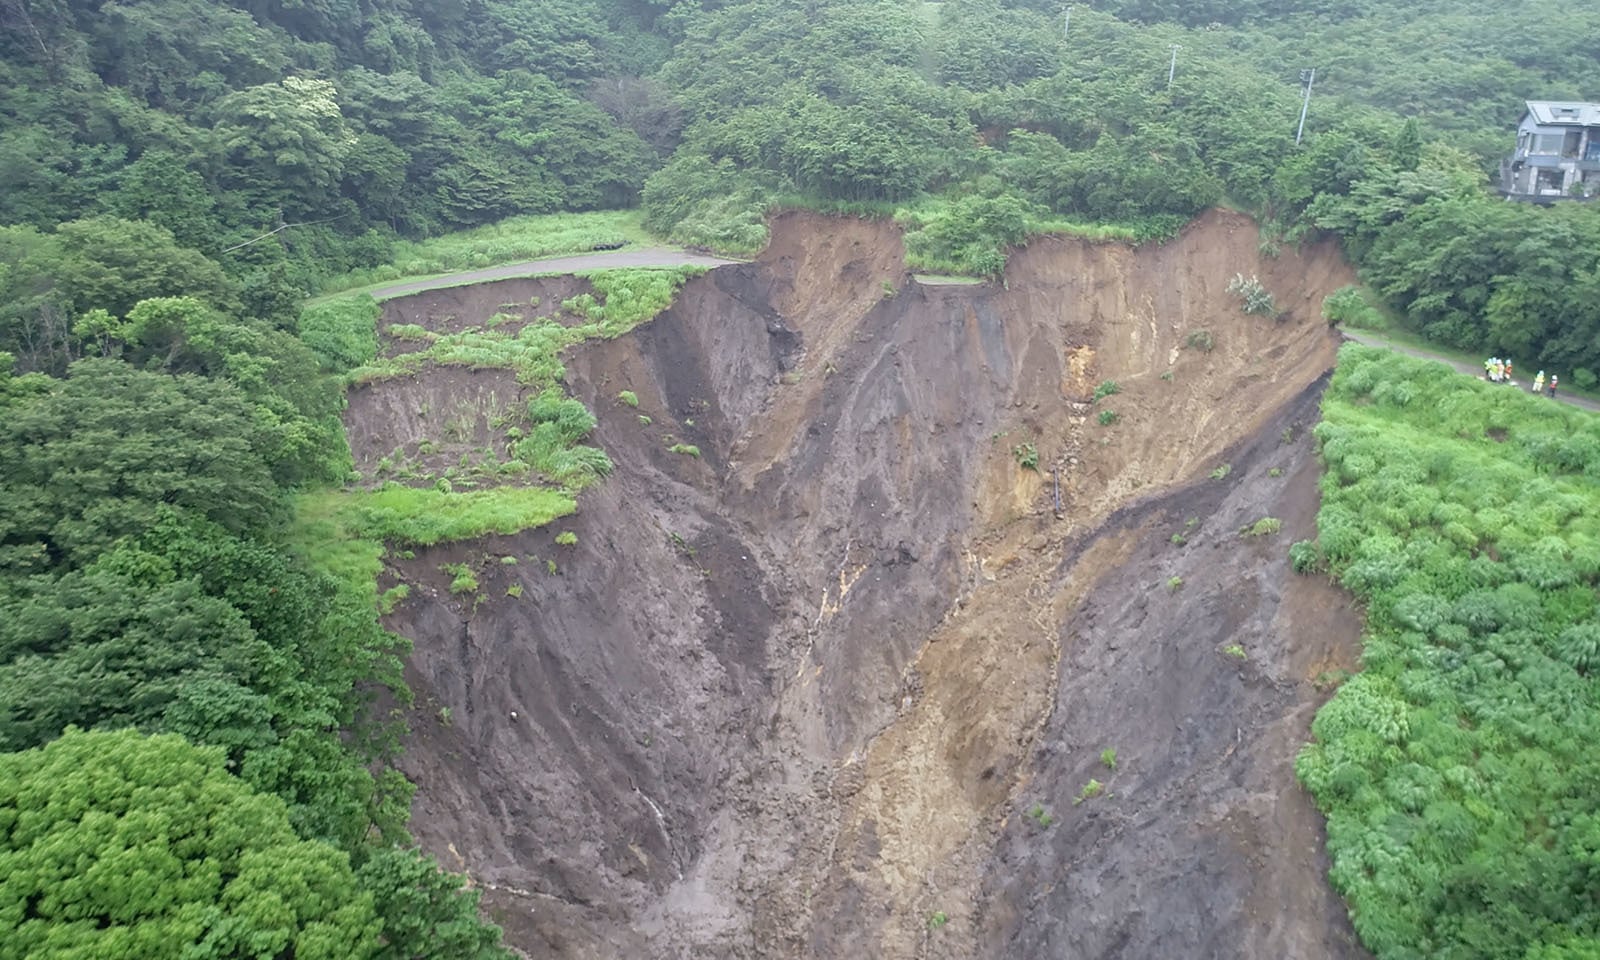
xmin=221 ymin=213 xmax=352 ymax=254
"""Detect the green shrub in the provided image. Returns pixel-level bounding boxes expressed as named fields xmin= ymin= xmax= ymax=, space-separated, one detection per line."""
xmin=901 ymin=191 xmax=1037 ymax=278
xmin=385 ymin=323 xmax=434 ymax=342
xmin=1226 ymin=273 xmax=1280 ymax=318
xmin=441 ymin=563 xmax=478 ymax=595
xmin=378 ymin=583 xmax=410 ymax=615
xmin=1097 ymin=409 xmax=1119 ymax=426
xmin=1185 ymin=329 xmax=1215 ymax=352
xmin=555 ymin=531 xmax=578 ymax=546
xmin=1209 ymin=463 xmax=1231 ymax=480
xmin=1093 ymin=380 xmax=1120 ymax=402
xmin=1073 ymin=779 xmax=1104 ymax=804
xmin=1167 ymin=575 xmax=1183 ymax=592
xmin=1321 ymin=285 xmax=1385 ymax=329
xmin=1012 ymin=442 xmax=1040 ymax=470
xmin=1101 ymin=748 xmax=1118 ymax=770
xmin=299 ymin=296 xmax=381 ymax=372
xmin=617 ymin=390 xmax=639 ymax=407
xmin=1243 ymin=517 xmax=1282 ymax=536
xmin=668 ymin=443 xmax=701 ymax=457
xmin=1289 ymin=540 xmax=1323 ymax=574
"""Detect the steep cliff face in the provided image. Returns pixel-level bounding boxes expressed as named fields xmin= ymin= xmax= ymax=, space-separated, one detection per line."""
xmin=357 ymin=209 xmax=1368 ymax=958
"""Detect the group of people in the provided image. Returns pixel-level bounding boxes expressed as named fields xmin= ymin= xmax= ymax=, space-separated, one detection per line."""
xmin=1485 ymin=357 xmax=1560 ymax=397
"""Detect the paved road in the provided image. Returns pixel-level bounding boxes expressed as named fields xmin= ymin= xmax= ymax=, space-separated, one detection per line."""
xmin=1341 ymin=328 xmax=1600 ymax=413
xmin=364 ymin=247 xmax=742 ymax=301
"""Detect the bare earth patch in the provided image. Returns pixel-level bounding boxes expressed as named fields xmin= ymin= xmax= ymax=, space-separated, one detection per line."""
xmin=355 ymin=209 xmax=1369 ymax=958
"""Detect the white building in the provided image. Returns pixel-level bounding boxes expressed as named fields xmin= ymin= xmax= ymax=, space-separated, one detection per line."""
xmin=1501 ymin=100 xmax=1600 ymax=201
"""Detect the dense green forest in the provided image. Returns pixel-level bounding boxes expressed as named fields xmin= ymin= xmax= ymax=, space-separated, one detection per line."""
xmin=4 ymin=0 xmax=1600 ymax=955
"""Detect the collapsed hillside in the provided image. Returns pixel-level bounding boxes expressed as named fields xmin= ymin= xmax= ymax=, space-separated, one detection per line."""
xmin=354 ymin=209 xmax=1368 ymax=958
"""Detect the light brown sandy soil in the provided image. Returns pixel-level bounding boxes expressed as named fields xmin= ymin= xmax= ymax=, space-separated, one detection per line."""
xmin=358 ymin=209 xmax=1371 ymax=958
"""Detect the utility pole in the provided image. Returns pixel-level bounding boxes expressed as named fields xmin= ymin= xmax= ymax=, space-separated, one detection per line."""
xmin=1063 ymin=6 xmax=1070 ymax=36
xmin=1168 ymin=44 xmax=1181 ymax=87
xmin=1296 ymin=68 xmax=1316 ymax=145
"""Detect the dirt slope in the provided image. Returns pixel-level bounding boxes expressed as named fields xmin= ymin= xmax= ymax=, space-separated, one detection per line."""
xmin=359 ymin=208 xmax=1369 ymax=957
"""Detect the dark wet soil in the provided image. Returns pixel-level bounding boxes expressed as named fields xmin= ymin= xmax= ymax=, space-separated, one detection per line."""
xmin=360 ymin=210 xmax=1370 ymax=958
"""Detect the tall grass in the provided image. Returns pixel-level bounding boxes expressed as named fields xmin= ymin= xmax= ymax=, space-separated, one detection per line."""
xmin=291 ymin=486 xmax=577 ymax=605
xmin=320 ymin=210 xmax=654 ymax=296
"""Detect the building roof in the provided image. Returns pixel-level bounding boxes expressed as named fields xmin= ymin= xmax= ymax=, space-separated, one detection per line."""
xmin=1527 ymin=101 xmax=1600 ymax=126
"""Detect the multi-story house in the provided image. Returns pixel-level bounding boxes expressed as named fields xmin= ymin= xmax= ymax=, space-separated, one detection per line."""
xmin=1501 ymin=100 xmax=1600 ymax=201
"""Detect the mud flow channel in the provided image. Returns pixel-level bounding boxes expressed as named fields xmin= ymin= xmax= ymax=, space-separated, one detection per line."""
xmin=355 ymin=209 xmax=1372 ymax=959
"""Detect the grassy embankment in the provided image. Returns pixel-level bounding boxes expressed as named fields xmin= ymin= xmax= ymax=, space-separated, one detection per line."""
xmin=291 ymin=267 xmax=700 ymax=609
xmin=317 ymin=210 xmax=658 ymax=300
xmin=1297 ymin=345 xmax=1600 ymax=958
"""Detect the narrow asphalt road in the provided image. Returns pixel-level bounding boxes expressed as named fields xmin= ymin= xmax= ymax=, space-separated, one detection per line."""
xmin=364 ymin=247 xmax=741 ymax=301
xmin=1341 ymin=328 xmax=1600 ymax=413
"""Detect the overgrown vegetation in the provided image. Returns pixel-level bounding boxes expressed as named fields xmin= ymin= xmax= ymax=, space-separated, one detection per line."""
xmin=1297 ymin=346 xmax=1600 ymax=959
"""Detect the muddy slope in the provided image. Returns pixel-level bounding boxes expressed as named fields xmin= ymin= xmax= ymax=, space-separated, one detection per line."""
xmin=363 ymin=209 xmax=1367 ymax=957
xmin=974 ymin=377 xmax=1366 ymax=960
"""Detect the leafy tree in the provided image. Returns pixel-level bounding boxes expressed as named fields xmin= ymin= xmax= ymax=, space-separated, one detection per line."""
xmin=357 ymin=847 xmax=514 ymax=960
xmin=0 ymin=358 xmax=281 ymax=573
xmin=210 ymin=77 xmax=356 ymax=212
xmin=50 ymin=217 xmax=238 ymax=320
xmin=0 ymin=728 xmax=382 ymax=960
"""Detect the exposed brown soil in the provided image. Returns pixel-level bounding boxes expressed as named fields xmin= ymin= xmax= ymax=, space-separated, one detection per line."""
xmin=358 ymin=208 xmax=1371 ymax=958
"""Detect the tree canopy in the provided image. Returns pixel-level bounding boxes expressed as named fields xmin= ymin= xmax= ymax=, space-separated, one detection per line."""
xmin=0 ymin=728 xmax=381 ymax=960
